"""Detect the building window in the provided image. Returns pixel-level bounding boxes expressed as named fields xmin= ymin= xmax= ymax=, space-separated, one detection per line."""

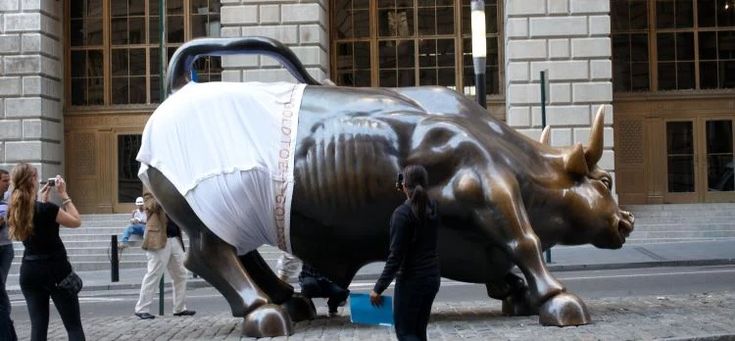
xmin=612 ymin=0 xmax=735 ymax=92
xmin=68 ymin=0 xmax=223 ymax=107
xmin=331 ymin=0 xmax=502 ymax=97
xmin=612 ymin=0 xmax=651 ymax=92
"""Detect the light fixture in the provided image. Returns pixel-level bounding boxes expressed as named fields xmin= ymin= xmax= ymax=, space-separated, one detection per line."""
xmin=470 ymin=0 xmax=487 ymax=108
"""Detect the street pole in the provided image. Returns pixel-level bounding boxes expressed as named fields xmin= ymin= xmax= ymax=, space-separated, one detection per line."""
xmin=540 ymin=70 xmax=551 ymax=264
xmin=158 ymin=0 xmax=167 ymax=316
xmin=471 ymin=0 xmax=487 ymax=109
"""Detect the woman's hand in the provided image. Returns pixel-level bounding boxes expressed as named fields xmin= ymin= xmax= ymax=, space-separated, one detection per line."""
xmin=39 ymin=183 xmax=50 ymax=203
xmin=369 ymin=290 xmax=383 ymax=307
xmin=55 ymin=175 xmax=69 ymax=198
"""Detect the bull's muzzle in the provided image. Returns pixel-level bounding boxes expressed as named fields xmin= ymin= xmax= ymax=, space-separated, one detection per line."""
xmin=618 ymin=210 xmax=635 ymax=238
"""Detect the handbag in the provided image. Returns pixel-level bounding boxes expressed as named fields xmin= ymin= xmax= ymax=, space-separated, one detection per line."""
xmin=57 ymin=270 xmax=83 ymax=295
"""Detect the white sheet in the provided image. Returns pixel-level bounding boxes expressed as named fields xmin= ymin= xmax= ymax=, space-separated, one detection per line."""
xmin=137 ymin=81 xmax=305 ymax=254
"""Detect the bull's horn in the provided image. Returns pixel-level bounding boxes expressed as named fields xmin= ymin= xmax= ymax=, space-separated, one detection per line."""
xmin=565 ymin=143 xmax=589 ymax=176
xmin=539 ymin=126 xmax=551 ymax=145
xmin=585 ymin=105 xmax=605 ymax=168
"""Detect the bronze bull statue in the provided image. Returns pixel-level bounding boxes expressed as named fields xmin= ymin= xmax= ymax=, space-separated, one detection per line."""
xmin=141 ymin=38 xmax=634 ymax=337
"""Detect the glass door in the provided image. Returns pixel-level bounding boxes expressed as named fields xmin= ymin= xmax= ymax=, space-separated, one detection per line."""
xmin=664 ymin=120 xmax=699 ymax=203
xmin=703 ymin=118 xmax=735 ymax=202
xmin=664 ymin=117 xmax=735 ymax=203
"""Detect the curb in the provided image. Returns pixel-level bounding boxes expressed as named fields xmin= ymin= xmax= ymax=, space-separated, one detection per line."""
xmin=664 ymin=334 xmax=735 ymax=341
xmin=545 ymin=258 xmax=735 ymax=272
xmin=7 ymin=258 xmax=735 ymax=295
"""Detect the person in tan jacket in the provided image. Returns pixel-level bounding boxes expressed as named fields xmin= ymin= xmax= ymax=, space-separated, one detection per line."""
xmin=134 ymin=189 xmax=195 ymax=319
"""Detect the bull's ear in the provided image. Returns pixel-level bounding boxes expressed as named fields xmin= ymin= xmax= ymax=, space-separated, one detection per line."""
xmin=539 ymin=126 xmax=551 ymax=145
xmin=565 ymin=143 xmax=589 ymax=176
xmin=585 ymin=105 xmax=605 ymax=168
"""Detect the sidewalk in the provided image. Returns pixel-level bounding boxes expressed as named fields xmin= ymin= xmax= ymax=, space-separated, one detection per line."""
xmin=14 ymin=291 xmax=735 ymax=340
xmin=6 ymin=239 xmax=735 ymax=295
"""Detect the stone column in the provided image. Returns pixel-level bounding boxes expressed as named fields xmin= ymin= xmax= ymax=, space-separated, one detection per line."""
xmin=219 ymin=0 xmax=329 ymax=83
xmin=0 ymin=0 xmax=63 ymax=177
xmin=504 ymin=0 xmax=614 ymax=174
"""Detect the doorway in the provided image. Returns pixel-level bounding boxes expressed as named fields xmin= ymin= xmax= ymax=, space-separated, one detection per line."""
xmin=114 ymin=133 xmax=144 ymax=212
xmin=664 ymin=117 xmax=735 ymax=203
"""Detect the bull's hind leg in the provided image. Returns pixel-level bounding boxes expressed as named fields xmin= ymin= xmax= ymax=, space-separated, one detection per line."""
xmin=238 ymin=251 xmax=316 ymax=322
xmin=486 ymin=273 xmax=537 ymax=316
xmin=145 ymin=167 xmax=294 ymax=337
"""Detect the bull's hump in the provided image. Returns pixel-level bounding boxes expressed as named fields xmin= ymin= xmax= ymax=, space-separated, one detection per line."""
xmin=293 ymin=116 xmax=401 ymax=220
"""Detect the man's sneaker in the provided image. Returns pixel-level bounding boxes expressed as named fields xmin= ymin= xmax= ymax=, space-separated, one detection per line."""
xmin=135 ymin=312 xmax=155 ymax=320
xmin=173 ymin=310 xmax=196 ymax=316
xmin=118 ymin=242 xmax=129 ymax=250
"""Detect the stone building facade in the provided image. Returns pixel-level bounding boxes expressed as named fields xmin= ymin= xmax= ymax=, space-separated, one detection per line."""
xmin=0 ymin=0 xmax=64 ymax=179
xmin=0 ymin=0 xmax=733 ymax=212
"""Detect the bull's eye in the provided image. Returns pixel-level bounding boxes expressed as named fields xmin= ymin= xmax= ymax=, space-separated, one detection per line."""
xmin=600 ymin=177 xmax=612 ymax=190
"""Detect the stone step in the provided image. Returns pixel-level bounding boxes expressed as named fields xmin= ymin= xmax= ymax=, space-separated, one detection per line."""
xmin=632 ymin=223 xmax=735 ymax=231
xmin=626 ymin=237 xmax=735 ymax=244
xmin=631 ymin=230 xmax=735 ymax=239
xmin=628 ymin=212 xmax=735 ymax=220
xmin=61 ymin=227 xmax=139 ymax=234
xmin=629 ymin=217 xmax=735 ymax=224
xmin=624 ymin=203 xmax=735 ymax=210
xmin=624 ymin=203 xmax=735 ymax=214
xmin=9 ymin=260 xmax=147 ymax=273
xmin=9 ymin=244 xmax=285 ymax=271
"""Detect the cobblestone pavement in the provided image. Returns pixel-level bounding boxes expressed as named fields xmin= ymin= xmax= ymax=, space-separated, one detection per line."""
xmin=16 ymin=291 xmax=735 ymax=340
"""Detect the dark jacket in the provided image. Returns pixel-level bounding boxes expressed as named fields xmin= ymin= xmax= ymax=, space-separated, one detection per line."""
xmin=373 ymin=200 xmax=440 ymax=294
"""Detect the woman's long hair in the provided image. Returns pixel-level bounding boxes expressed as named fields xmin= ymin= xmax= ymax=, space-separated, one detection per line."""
xmin=8 ymin=163 xmax=37 ymax=241
xmin=402 ymin=165 xmax=431 ymax=222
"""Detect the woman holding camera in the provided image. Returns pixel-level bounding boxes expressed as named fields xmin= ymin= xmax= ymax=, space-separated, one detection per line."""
xmin=370 ymin=165 xmax=440 ymax=341
xmin=8 ymin=163 xmax=84 ymax=340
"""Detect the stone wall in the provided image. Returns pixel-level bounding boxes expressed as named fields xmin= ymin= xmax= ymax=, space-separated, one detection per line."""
xmin=219 ymin=0 xmax=329 ymax=83
xmin=504 ymin=0 xmax=614 ymax=174
xmin=0 ymin=0 xmax=63 ymax=177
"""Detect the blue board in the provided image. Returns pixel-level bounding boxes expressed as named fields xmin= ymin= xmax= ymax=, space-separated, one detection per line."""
xmin=349 ymin=293 xmax=394 ymax=326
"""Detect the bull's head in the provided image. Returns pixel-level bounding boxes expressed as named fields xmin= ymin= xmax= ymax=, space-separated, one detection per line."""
xmin=540 ymin=106 xmax=634 ymax=249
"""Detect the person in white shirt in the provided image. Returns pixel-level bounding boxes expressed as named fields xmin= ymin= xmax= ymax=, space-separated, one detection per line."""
xmin=119 ymin=197 xmax=147 ymax=248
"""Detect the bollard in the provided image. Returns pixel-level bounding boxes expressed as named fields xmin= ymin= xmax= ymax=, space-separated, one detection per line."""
xmin=111 ymin=235 xmax=119 ymax=282
xmin=159 ymin=276 xmax=165 ymax=316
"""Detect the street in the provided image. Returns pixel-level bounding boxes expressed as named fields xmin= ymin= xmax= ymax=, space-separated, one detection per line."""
xmin=9 ymin=264 xmax=735 ymax=321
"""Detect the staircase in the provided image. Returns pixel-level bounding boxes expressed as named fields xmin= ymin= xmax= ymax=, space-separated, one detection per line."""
xmin=9 ymin=213 xmax=284 ymax=273
xmin=623 ymin=203 xmax=735 ymax=243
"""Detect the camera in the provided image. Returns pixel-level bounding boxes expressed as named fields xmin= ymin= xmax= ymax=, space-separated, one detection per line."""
xmin=395 ymin=173 xmax=404 ymax=192
xmin=47 ymin=178 xmax=56 ymax=187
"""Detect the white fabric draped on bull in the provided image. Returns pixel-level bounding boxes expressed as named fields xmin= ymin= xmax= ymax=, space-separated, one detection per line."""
xmin=137 ymin=81 xmax=306 ymax=255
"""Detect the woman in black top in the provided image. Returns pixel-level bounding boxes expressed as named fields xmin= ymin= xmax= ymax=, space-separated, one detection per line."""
xmin=370 ymin=165 xmax=440 ymax=341
xmin=8 ymin=163 xmax=84 ymax=341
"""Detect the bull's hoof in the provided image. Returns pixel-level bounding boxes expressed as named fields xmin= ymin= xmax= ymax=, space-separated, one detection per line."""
xmin=241 ymin=304 xmax=294 ymax=337
xmin=281 ymin=293 xmax=316 ymax=322
xmin=538 ymin=293 xmax=591 ymax=326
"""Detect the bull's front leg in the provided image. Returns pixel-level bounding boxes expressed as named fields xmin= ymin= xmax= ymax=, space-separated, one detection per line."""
xmin=145 ymin=166 xmax=295 ymax=337
xmin=472 ymin=171 xmax=590 ymax=326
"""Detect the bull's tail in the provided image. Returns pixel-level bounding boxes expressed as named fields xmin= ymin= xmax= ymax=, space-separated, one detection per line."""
xmin=166 ymin=37 xmax=321 ymax=94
